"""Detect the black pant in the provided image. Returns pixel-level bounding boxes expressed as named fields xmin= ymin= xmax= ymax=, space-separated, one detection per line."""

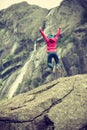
xmin=47 ymin=52 xmax=59 ymax=70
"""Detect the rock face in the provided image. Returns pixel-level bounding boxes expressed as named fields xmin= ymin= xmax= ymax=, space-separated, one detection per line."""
xmin=0 ymin=2 xmax=49 ymax=98
xmin=0 ymin=0 xmax=87 ymax=98
xmin=0 ymin=74 xmax=87 ymax=130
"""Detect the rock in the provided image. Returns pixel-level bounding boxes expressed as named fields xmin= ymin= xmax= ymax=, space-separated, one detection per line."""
xmin=0 ymin=74 xmax=87 ymax=130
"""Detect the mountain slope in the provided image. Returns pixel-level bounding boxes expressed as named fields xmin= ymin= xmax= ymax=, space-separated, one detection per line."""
xmin=0 ymin=0 xmax=87 ymax=98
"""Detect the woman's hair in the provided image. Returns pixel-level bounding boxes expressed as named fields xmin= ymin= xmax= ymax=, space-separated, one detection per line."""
xmin=47 ymin=34 xmax=54 ymax=38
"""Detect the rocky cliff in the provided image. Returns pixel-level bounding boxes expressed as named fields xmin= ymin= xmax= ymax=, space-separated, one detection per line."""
xmin=0 ymin=0 xmax=87 ymax=98
xmin=0 ymin=74 xmax=87 ymax=130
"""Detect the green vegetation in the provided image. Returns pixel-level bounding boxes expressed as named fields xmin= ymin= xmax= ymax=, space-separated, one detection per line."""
xmin=6 ymin=54 xmax=14 ymax=61
xmin=0 ymin=59 xmax=3 ymax=68
xmin=0 ymin=79 xmax=2 ymax=86
xmin=59 ymin=34 xmax=72 ymax=44
xmin=32 ymin=77 xmax=41 ymax=87
xmin=58 ymin=34 xmax=74 ymax=49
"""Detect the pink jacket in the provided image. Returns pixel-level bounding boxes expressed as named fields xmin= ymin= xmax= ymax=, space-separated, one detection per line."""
xmin=40 ymin=28 xmax=61 ymax=52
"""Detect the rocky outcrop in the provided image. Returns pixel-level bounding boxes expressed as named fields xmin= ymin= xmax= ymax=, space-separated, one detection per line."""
xmin=0 ymin=74 xmax=87 ymax=130
xmin=0 ymin=2 xmax=49 ymax=98
xmin=0 ymin=2 xmax=48 ymax=79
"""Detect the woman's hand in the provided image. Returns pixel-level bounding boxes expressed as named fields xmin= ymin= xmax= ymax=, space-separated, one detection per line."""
xmin=59 ymin=25 xmax=62 ymax=29
xmin=39 ymin=27 xmax=42 ymax=30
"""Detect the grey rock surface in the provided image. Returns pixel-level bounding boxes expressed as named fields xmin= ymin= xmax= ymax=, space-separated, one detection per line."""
xmin=0 ymin=74 xmax=87 ymax=130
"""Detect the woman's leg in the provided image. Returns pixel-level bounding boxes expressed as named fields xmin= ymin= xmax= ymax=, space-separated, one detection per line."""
xmin=53 ymin=53 xmax=62 ymax=73
xmin=47 ymin=53 xmax=53 ymax=71
xmin=53 ymin=53 xmax=59 ymax=65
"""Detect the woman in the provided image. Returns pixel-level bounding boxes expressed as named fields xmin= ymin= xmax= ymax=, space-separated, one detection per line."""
xmin=39 ymin=26 xmax=62 ymax=73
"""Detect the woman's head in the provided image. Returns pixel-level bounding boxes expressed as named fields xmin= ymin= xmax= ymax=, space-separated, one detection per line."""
xmin=47 ymin=34 xmax=54 ymax=38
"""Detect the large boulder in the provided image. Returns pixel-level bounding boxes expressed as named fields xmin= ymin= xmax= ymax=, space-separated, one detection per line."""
xmin=0 ymin=74 xmax=87 ymax=130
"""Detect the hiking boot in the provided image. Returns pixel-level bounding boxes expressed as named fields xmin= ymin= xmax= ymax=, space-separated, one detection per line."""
xmin=52 ymin=65 xmax=56 ymax=73
xmin=56 ymin=64 xmax=62 ymax=74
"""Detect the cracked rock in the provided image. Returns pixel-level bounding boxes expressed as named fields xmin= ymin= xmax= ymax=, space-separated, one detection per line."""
xmin=0 ymin=74 xmax=87 ymax=130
